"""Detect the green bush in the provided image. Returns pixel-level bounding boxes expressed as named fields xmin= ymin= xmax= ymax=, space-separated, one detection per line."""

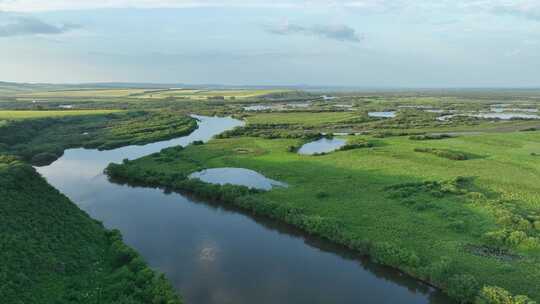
xmin=476 ymin=286 xmax=536 ymax=304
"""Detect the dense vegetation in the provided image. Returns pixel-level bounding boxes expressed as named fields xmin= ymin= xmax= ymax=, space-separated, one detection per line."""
xmin=3 ymin=84 xmax=540 ymax=303
xmin=0 ymin=110 xmax=197 ymax=165
xmin=0 ymin=156 xmax=181 ymax=304
xmin=105 ymin=130 xmax=540 ymax=303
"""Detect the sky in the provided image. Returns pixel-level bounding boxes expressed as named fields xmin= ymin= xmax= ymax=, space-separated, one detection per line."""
xmin=0 ymin=0 xmax=539 ymax=87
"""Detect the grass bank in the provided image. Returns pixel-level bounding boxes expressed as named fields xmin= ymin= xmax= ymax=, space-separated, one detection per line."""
xmin=0 ymin=110 xmax=197 ymax=165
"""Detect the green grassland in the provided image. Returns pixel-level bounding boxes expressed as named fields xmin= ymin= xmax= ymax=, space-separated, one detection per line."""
xmin=107 ymin=130 xmax=540 ymax=303
xmin=0 ymin=156 xmax=181 ymax=304
xmin=0 ymin=110 xmax=197 ymax=165
xmin=245 ymin=111 xmax=358 ymax=125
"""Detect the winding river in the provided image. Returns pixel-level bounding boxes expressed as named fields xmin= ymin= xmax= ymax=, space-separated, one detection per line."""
xmin=37 ymin=116 xmax=453 ymax=304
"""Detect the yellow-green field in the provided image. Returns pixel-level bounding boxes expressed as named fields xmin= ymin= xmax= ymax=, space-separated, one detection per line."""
xmin=137 ymin=89 xmax=289 ymax=100
xmin=0 ymin=110 xmax=121 ymax=120
xmin=17 ymin=89 xmax=151 ymax=98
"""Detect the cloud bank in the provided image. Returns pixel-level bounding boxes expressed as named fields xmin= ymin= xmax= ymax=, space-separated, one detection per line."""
xmin=267 ymin=23 xmax=363 ymax=43
xmin=0 ymin=0 xmax=538 ymax=18
xmin=0 ymin=16 xmax=80 ymax=37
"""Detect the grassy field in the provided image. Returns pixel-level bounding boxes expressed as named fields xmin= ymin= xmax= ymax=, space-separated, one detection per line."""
xmin=17 ymin=89 xmax=151 ymax=98
xmin=108 ymin=130 xmax=540 ymax=302
xmin=0 ymin=157 xmax=181 ymax=303
xmin=245 ymin=111 xmax=358 ymax=125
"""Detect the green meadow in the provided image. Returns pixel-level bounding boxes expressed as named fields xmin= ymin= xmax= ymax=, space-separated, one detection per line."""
xmin=108 ymin=130 xmax=540 ymax=302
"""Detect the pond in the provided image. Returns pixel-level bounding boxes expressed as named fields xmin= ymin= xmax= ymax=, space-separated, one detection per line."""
xmin=37 ymin=115 xmax=453 ymax=304
xmin=474 ymin=113 xmax=540 ymax=120
xmin=243 ymin=105 xmax=274 ymax=111
xmin=189 ymin=167 xmax=287 ymax=190
xmin=298 ymin=138 xmax=347 ymax=155
xmin=490 ymin=107 xmax=538 ymax=113
xmin=368 ymin=111 xmax=396 ymax=118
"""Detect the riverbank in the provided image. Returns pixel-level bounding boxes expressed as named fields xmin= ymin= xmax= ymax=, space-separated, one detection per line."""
xmin=0 ymin=156 xmax=181 ymax=303
xmin=0 ymin=110 xmax=198 ymax=165
xmin=105 ymin=132 xmax=540 ymax=303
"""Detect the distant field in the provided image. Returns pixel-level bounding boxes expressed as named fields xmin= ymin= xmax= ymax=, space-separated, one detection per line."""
xmin=0 ymin=110 xmax=121 ymax=120
xmin=138 ymin=89 xmax=289 ymax=100
xmin=17 ymin=89 xmax=151 ymax=98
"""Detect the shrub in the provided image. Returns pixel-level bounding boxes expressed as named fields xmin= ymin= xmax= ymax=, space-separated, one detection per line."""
xmin=447 ymin=274 xmax=480 ymax=303
xmin=316 ymin=191 xmax=329 ymax=199
xmin=409 ymin=134 xmax=454 ymax=141
xmin=414 ymin=147 xmax=468 ymax=160
xmin=371 ymin=242 xmax=421 ymax=269
xmin=476 ymin=286 xmax=536 ymax=304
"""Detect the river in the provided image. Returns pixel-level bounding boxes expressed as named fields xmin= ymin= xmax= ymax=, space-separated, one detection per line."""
xmin=37 ymin=115 xmax=453 ymax=304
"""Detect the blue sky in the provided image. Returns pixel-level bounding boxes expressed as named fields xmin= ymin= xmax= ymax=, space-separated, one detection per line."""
xmin=0 ymin=0 xmax=539 ymax=87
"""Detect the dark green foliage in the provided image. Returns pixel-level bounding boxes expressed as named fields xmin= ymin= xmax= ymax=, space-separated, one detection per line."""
xmin=0 ymin=159 xmax=181 ymax=304
xmin=414 ymin=147 xmax=468 ymax=160
xmin=447 ymin=274 xmax=480 ymax=303
xmin=339 ymin=139 xmax=374 ymax=151
xmin=409 ymin=134 xmax=454 ymax=140
xmin=31 ymin=152 xmax=60 ymax=166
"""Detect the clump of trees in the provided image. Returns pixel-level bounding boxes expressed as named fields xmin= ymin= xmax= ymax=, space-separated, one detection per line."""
xmin=0 ymin=158 xmax=181 ymax=303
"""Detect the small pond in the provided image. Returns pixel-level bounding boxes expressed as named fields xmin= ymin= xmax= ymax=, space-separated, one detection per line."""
xmin=437 ymin=112 xmax=540 ymax=121
xmin=298 ymin=138 xmax=346 ymax=155
xmin=473 ymin=113 xmax=540 ymax=120
xmin=189 ymin=168 xmax=287 ymax=190
xmin=368 ymin=111 xmax=396 ymax=118
xmin=490 ymin=107 xmax=538 ymax=113
xmin=243 ymin=105 xmax=274 ymax=111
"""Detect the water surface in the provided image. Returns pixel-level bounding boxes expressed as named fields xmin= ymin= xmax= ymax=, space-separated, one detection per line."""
xmin=37 ymin=115 xmax=452 ymax=304
xmin=369 ymin=111 xmax=396 ymax=118
xmin=298 ymin=138 xmax=347 ymax=155
xmin=189 ymin=168 xmax=287 ymax=190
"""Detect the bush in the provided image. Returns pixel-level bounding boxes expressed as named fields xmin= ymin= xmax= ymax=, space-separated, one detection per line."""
xmin=414 ymin=147 xmax=468 ymax=160
xmin=447 ymin=274 xmax=480 ymax=303
xmin=476 ymin=286 xmax=536 ymax=304
xmin=409 ymin=134 xmax=454 ymax=141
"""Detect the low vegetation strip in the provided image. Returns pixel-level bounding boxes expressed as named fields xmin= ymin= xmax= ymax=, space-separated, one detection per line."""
xmin=414 ymin=147 xmax=469 ymax=160
xmin=104 ymin=132 xmax=540 ymax=303
xmin=0 ymin=111 xmax=197 ymax=165
xmin=0 ymin=156 xmax=181 ymax=304
xmin=0 ymin=109 xmax=121 ymax=120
